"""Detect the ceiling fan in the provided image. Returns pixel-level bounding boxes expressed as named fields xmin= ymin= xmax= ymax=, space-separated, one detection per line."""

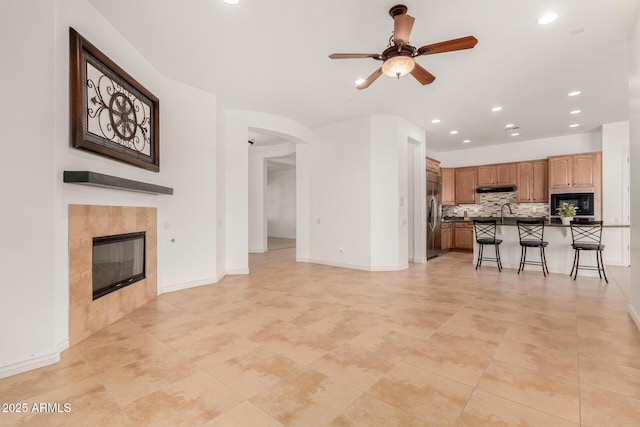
xmin=329 ymin=4 xmax=478 ymax=90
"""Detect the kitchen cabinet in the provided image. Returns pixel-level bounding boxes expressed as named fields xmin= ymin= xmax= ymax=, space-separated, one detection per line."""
xmin=477 ymin=166 xmax=495 ymax=187
xmin=517 ymin=159 xmax=548 ymax=203
xmin=441 ymin=222 xmax=453 ymax=250
xmin=477 ymin=163 xmax=517 ymax=187
xmin=455 ymin=167 xmax=477 ymax=204
xmin=441 ymin=168 xmax=456 ymax=205
xmin=454 ymin=222 xmax=474 ymax=250
xmin=548 ymin=152 xmax=600 ymax=192
xmin=426 ymin=157 xmax=441 ymax=175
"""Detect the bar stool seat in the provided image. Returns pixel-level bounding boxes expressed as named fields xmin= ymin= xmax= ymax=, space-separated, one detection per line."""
xmin=516 ymin=219 xmax=549 ymax=276
xmin=473 ymin=219 xmax=503 ymax=271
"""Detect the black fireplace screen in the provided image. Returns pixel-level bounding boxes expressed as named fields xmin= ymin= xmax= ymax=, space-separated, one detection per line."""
xmin=92 ymin=231 xmax=145 ymax=300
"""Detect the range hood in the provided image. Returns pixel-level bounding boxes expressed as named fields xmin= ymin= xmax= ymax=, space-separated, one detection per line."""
xmin=476 ymin=186 xmax=517 ymax=193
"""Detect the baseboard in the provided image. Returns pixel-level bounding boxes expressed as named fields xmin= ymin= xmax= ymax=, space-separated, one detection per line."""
xmin=308 ymin=258 xmax=408 ymax=272
xmin=56 ymin=339 xmax=69 ymax=353
xmin=248 ymin=248 xmax=267 ymax=254
xmin=226 ymin=268 xmax=250 ymax=275
xmin=158 ymin=276 xmax=220 ymax=295
xmin=0 ymin=351 xmax=60 ymax=380
xmin=296 ymin=257 xmax=310 ymax=263
xmin=629 ymin=303 xmax=640 ymax=330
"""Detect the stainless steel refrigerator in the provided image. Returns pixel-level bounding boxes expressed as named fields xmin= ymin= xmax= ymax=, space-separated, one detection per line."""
xmin=427 ymin=172 xmax=442 ymax=260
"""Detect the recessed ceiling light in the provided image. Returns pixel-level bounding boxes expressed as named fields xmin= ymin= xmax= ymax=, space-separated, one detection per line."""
xmin=505 ymin=124 xmax=515 ymax=128
xmin=511 ymin=132 xmax=520 ymax=136
xmin=355 ymin=78 xmax=365 ymax=86
xmin=538 ymin=12 xmax=558 ymax=25
xmin=450 ymin=130 xmax=458 ymax=135
xmin=568 ymin=90 xmax=582 ymax=97
xmin=569 ymin=124 xmax=579 ymax=128
xmin=570 ymin=109 xmax=582 ymax=115
xmin=463 ymin=139 xmax=471 ymax=144
xmin=432 ymin=119 xmax=441 ymax=124
xmin=492 ymin=106 xmax=503 ymax=112
xmin=223 ymin=0 xmax=240 ymax=4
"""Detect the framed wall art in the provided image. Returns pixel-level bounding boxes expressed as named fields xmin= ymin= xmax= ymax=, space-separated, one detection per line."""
xmin=69 ymin=28 xmax=160 ymax=172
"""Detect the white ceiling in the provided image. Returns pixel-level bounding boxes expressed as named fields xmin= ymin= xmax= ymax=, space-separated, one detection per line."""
xmin=88 ymin=0 xmax=639 ymax=152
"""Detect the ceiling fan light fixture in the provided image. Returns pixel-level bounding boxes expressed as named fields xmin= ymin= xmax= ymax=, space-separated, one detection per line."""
xmin=382 ymin=55 xmax=415 ymax=78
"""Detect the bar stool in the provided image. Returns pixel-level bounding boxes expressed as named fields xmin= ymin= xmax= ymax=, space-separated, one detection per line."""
xmin=516 ymin=219 xmax=549 ymax=276
xmin=570 ymin=220 xmax=608 ymax=283
xmin=473 ymin=219 xmax=502 ymax=271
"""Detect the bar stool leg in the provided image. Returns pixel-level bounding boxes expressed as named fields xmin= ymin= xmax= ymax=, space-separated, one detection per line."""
xmin=595 ymin=249 xmax=603 ymax=279
xmin=598 ymin=250 xmax=609 ymax=284
xmin=596 ymin=251 xmax=609 ymax=284
xmin=541 ymin=247 xmax=549 ymax=274
xmin=496 ymin=244 xmax=502 ymax=271
xmin=573 ymin=250 xmax=580 ymax=280
xmin=518 ymin=246 xmax=525 ymax=274
xmin=475 ymin=244 xmax=483 ymax=270
xmin=539 ymin=246 xmax=546 ymax=277
xmin=570 ymin=249 xmax=578 ymax=276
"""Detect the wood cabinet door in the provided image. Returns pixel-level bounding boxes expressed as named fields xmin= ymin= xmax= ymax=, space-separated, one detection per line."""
xmin=516 ymin=162 xmax=532 ymax=202
xmin=454 ymin=225 xmax=474 ymax=250
xmin=548 ymin=155 xmax=573 ymax=191
xmin=441 ymin=225 xmax=452 ymax=250
xmin=531 ymin=160 xmax=548 ymax=202
xmin=477 ymin=166 xmax=495 ymax=187
xmin=496 ymin=163 xmax=517 ymax=186
xmin=455 ymin=168 xmax=477 ymax=204
xmin=441 ymin=168 xmax=456 ymax=205
xmin=572 ymin=153 xmax=597 ymax=189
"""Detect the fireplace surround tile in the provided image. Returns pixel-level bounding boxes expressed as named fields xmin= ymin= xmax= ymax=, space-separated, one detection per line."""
xmin=68 ymin=205 xmax=157 ymax=345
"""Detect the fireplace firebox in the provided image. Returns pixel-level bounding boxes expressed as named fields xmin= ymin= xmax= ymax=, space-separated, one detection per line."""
xmin=92 ymin=231 xmax=145 ymax=300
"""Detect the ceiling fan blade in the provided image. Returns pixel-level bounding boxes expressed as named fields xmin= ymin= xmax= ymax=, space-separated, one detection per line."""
xmin=357 ymin=67 xmax=383 ymax=90
xmin=417 ymin=36 xmax=478 ymax=56
xmin=410 ymin=63 xmax=436 ymax=85
xmin=393 ymin=14 xmax=415 ymax=47
xmin=329 ymin=53 xmax=381 ymax=59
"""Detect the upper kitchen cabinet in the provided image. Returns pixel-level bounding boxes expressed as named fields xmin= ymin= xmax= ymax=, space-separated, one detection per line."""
xmin=477 ymin=163 xmax=517 ymax=187
xmin=455 ymin=167 xmax=477 ymax=204
xmin=548 ymin=152 xmax=601 ymax=192
xmin=442 ymin=168 xmax=456 ymax=205
xmin=426 ymin=157 xmax=441 ymax=175
xmin=517 ymin=159 xmax=548 ymax=203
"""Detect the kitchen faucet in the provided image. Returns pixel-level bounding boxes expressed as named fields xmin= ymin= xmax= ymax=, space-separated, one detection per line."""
xmin=500 ymin=203 xmax=513 ymax=223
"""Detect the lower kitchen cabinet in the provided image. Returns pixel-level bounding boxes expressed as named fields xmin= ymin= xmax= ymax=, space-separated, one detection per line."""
xmin=441 ymin=222 xmax=453 ymax=250
xmin=454 ymin=222 xmax=474 ymax=250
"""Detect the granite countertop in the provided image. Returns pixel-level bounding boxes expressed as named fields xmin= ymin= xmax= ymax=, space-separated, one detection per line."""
xmin=441 ymin=216 xmax=629 ymax=228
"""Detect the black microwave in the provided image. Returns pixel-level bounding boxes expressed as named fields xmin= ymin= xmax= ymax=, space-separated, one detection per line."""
xmin=550 ymin=193 xmax=594 ymax=216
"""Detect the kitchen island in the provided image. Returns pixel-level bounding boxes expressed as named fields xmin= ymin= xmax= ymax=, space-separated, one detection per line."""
xmin=457 ymin=218 xmax=630 ymax=276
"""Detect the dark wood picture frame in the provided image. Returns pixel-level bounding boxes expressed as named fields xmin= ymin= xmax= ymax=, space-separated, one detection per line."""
xmin=69 ymin=28 xmax=160 ymax=172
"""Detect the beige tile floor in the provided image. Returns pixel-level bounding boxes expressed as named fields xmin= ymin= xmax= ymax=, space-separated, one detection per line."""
xmin=1 ymin=250 xmax=639 ymax=426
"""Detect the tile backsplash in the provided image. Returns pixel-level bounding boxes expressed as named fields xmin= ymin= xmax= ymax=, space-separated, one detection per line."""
xmin=442 ymin=191 xmax=549 ymax=218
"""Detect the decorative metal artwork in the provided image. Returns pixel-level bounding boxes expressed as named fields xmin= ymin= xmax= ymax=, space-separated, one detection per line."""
xmin=70 ymin=28 xmax=160 ymax=172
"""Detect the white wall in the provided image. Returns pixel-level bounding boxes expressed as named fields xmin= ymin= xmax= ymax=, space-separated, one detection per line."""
xmin=267 ymin=167 xmax=296 ymax=239
xmin=435 ymin=132 xmax=602 ymax=167
xmin=628 ymin=12 xmax=640 ymax=328
xmin=310 ymin=117 xmax=372 ymax=268
xmin=1 ymin=0 xmax=221 ymax=378
xmin=309 ymin=115 xmax=425 ymax=270
xmin=602 ymin=122 xmax=630 ymax=225
xmin=0 ymin=0 xmax=57 ymax=372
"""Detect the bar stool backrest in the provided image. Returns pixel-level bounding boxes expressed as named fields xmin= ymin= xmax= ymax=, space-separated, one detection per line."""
xmin=516 ymin=219 xmax=545 ymax=244
xmin=473 ymin=219 xmax=497 ymax=241
xmin=570 ymin=220 xmax=604 ymax=245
